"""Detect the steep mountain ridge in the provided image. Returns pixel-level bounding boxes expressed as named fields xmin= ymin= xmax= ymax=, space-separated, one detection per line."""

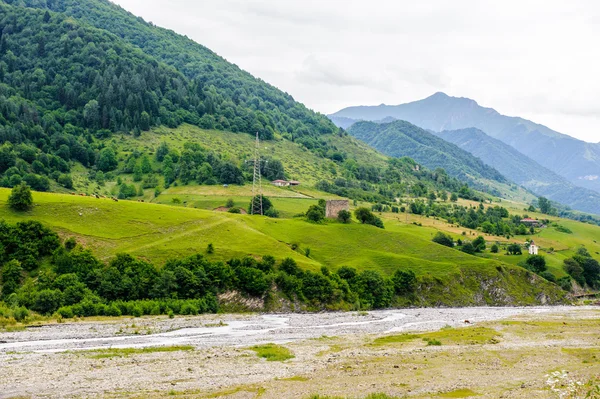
xmin=346 ymin=120 xmax=517 ymax=197
xmin=330 ymin=92 xmax=600 ymax=194
xmin=435 ymin=128 xmax=600 ymax=215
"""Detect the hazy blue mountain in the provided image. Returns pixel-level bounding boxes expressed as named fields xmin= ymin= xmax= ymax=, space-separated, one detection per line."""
xmin=330 ymin=92 xmax=600 ymax=194
xmin=435 ymin=128 xmax=600 ymax=215
xmin=328 ymin=116 xmax=357 ymax=129
xmin=347 ymin=120 xmax=508 ymax=194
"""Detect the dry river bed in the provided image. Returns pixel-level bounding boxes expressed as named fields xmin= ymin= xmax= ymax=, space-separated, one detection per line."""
xmin=1 ymin=306 xmax=599 ymax=398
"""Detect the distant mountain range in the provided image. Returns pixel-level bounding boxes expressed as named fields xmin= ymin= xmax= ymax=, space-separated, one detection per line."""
xmin=347 ymin=120 xmax=509 ymax=195
xmin=434 ymin=128 xmax=600 ymax=215
xmin=330 ymin=92 xmax=600 ymax=215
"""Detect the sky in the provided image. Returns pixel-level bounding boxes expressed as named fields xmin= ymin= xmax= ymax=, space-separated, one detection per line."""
xmin=112 ymin=0 xmax=600 ymax=143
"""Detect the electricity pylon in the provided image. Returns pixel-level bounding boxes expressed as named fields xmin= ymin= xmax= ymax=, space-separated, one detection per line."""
xmin=250 ymin=132 xmax=263 ymax=215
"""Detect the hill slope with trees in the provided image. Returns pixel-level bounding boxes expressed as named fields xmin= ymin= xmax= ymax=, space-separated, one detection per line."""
xmin=347 ymin=120 xmax=511 ymax=196
xmin=434 ymin=128 xmax=600 ymax=215
xmin=330 ymin=92 xmax=600 ymax=195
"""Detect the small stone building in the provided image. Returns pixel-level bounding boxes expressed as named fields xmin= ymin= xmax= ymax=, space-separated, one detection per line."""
xmin=325 ymin=200 xmax=349 ymax=218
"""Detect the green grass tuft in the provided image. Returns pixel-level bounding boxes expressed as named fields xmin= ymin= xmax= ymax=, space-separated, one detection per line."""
xmin=250 ymin=343 xmax=294 ymax=362
xmin=81 ymin=345 xmax=194 ymax=359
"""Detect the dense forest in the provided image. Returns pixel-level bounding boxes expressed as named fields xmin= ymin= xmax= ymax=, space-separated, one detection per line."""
xmin=0 ymin=0 xmax=340 ymax=192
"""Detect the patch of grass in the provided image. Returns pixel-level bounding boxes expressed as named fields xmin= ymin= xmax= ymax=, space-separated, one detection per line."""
xmin=82 ymin=345 xmax=194 ymax=359
xmin=250 ymin=343 xmax=294 ymax=362
xmin=424 ymin=337 xmax=442 ymax=346
xmin=279 ymin=376 xmax=309 ymax=382
xmin=437 ymin=388 xmax=479 ymax=398
xmin=372 ymin=334 xmax=420 ymax=346
xmin=372 ymin=327 xmax=501 ymax=347
xmin=307 ymin=394 xmax=401 ymax=399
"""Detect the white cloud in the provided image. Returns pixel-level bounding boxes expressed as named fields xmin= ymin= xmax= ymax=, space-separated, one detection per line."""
xmin=112 ymin=0 xmax=600 ymax=143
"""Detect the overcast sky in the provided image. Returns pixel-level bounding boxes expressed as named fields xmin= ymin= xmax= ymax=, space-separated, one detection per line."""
xmin=113 ymin=0 xmax=600 ymax=143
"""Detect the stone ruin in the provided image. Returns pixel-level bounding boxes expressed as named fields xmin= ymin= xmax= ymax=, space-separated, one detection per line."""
xmin=325 ymin=200 xmax=349 ymax=218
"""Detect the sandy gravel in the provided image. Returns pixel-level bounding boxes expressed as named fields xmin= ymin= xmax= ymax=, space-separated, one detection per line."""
xmin=1 ymin=306 xmax=598 ymax=398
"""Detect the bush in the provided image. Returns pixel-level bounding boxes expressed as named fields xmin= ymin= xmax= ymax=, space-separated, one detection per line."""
xmin=507 ymin=243 xmax=522 ymax=255
xmin=472 ymin=236 xmax=486 ymax=252
xmin=337 ymin=209 xmax=351 ymax=223
xmin=226 ymin=198 xmax=235 ymax=208
xmin=227 ymin=207 xmax=241 ymax=214
xmin=540 ymin=271 xmax=556 ymax=283
xmin=490 ymin=244 xmax=499 ymax=253
xmin=33 ymin=289 xmax=63 ymax=315
xmin=106 ymin=303 xmax=122 ymax=317
xmin=12 ymin=306 xmax=29 ymax=322
xmin=56 ymin=306 xmax=74 ymax=319
xmin=8 ymin=183 xmax=33 ymax=211
xmin=248 ymin=195 xmax=273 ymax=215
xmin=236 ymin=267 xmax=270 ymax=296
xmin=264 ymin=208 xmax=280 ymax=218
xmin=392 ymin=269 xmax=417 ymax=296
xmin=306 ymin=205 xmax=325 ymax=223
xmin=432 ymin=232 xmax=454 ymax=247
xmin=461 ymin=243 xmax=476 ymax=255
xmin=356 ymin=270 xmax=393 ymax=309
xmin=525 ymin=255 xmax=547 ymax=273
xmin=354 ymin=208 xmax=384 ymax=229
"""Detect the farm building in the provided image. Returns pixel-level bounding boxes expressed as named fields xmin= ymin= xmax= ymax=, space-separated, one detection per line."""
xmin=521 ymin=218 xmax=542 ymax=227
xmin=271 ymin=180 xmax=290 ymax=187
xmin=326 ymin=200 xmax=349 ymax=218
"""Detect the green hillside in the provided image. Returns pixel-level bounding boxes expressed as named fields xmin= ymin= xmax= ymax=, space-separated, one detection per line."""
xmin=0 ymin=1 xmax=492 ymax=210
xmin=0 ymin=188 xmax=566 ymax=308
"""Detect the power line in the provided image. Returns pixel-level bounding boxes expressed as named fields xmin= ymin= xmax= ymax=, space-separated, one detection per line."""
xmin=250 ymin=132 xmax=263 ymax=216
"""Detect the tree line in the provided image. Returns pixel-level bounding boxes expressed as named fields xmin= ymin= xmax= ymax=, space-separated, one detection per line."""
xmin=0 ymin=219 xmax=418 ymax=322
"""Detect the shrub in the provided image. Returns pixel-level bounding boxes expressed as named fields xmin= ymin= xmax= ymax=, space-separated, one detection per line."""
xmin=132 ymin=306 xmax=143 ymax=317
xmin=56 ymin=306 xmax=74 ymax=319
xmin=354 ymin=208 xmax=384 ymax=229
xmin=64 ymin=237 xmax=77 ymax=251
xmin=392 ymin=270 xmax=417 ymax=296
xmin=248 ymin=195 xmax=273 ymax=215
xmin=490 ymin=244 xmax=499 ymax=253
xmin=432 ymin=232 xmax=454 ymax=248
xmin=540 ymin=271 xmax=556 ymax=283
xmin=280 ymin=258 xmax=302 ymax=276
xmin=306 ymin=205 xmax=325 ymax=223
xmin=8 ymin=183 xmax=33 ymax=211
xmin=227 ymin=207 xmax=241 ymax=214
xmin=33 ymin=289 xmax=63 ymax=315
xmin=472 ymin=236 xmax=486 ymax=252
xmin=106 ymin=304 xmax=122 ymax=317
xmin=337 ymin=209 xmax=351 ymax=223
xmin=461 ymin=243 xmax=476 ymax=255
xmin=264 ymin=208 xmax=279 ymax=218
xmin=226 ymin=198 xmax=235 ymax=208
xmin=207 ymin=243 xmax=214 ymax=254
xmin=525 ymin=255 xmax=547 ymax=273
xmin=12 ymin=306 xmax=29 ymax=322
xmin=507 ymin=243 xmax=522 ymax=255
xmin=236 ymin=267 xmax=270 ymax=296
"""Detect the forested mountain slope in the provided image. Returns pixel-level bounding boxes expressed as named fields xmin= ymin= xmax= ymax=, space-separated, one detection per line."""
xmin=347 ymin=120 xmax=512 ymax=196
xmin=330 ymin=92 xmax=600 ymax=194
xmin=0 ymin=0 xmax=487 ymax=206
xmin=13 ymin=0 xmax=337 ymax=141
xmin=435 ymin=128 xmax=600 ymax=215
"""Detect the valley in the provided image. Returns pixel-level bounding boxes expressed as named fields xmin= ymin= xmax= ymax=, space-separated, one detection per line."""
xmin=0 ymin=0 xmax=600 ymax=398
